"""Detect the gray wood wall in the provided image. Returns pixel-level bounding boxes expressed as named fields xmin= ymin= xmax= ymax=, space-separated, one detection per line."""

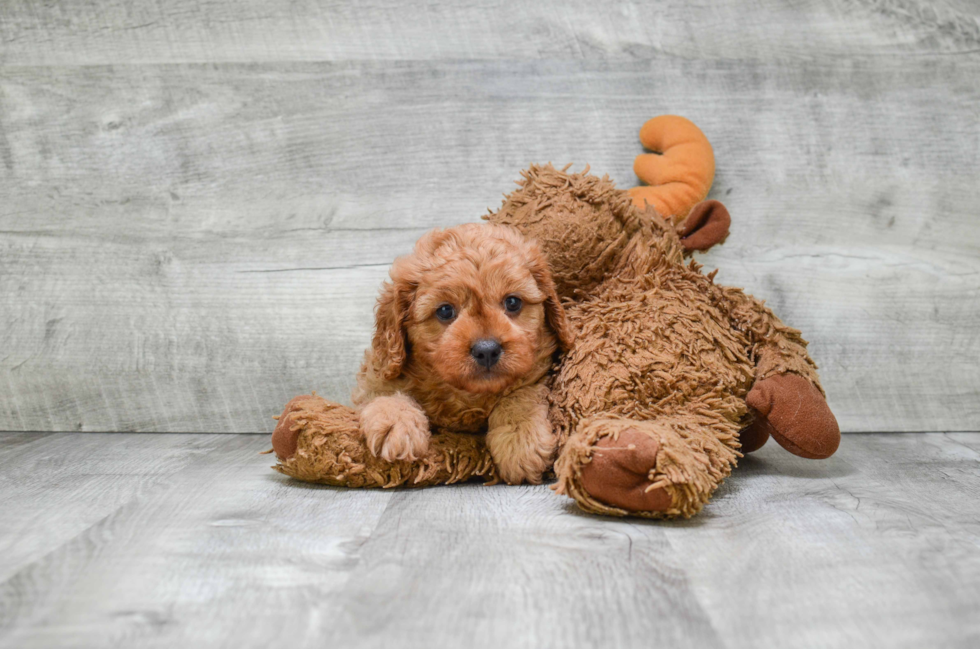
xmin=1 ymin=1 xmax=978 ymax=434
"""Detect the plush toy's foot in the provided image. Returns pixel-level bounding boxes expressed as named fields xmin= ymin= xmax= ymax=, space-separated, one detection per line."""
xmin=579 ymin=429 xmax=672 ymax=512
xmin=271 ymin=395 xmax=495 ymax=488
xmin=272 ymin=394 xmax=318 ymax=460
xmin=555 ymin=416 xmax=739 ymax=519
xmin=745 ymin=373 xmax=840 ymax=459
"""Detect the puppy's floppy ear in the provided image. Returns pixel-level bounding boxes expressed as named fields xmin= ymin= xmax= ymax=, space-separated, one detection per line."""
xmin=528 ymin=246 xmax=574 ymax=352
xmin=372 ymin=260 xmax=416 ymax=381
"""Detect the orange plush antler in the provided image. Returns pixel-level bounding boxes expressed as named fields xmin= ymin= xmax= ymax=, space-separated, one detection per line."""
xmin=628 ymin=115 xmax=715 ymax=223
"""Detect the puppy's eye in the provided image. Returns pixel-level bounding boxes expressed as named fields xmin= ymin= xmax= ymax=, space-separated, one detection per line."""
xmin=503 ymin=295 xmax=523 ymax=314
xmin=435 ymin=303 xmax=456 ymax=322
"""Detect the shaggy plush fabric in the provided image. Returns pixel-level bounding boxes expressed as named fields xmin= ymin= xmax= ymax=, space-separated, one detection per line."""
xmin=273 ymin=395 xmax=495 ymax=488
xmin=272 ymin=119 xmax=840 ymax=518
xmin=485 ymin=164 xmax=837 ymax=517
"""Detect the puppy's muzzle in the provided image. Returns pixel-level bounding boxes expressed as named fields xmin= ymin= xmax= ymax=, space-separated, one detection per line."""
xmin=470 ymin=339 xmax=502 ymax=370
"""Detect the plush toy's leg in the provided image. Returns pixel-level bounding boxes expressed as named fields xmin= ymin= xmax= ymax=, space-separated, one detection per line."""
xmin=718 ymin=288 xmax=841 ymax=459
xmin=271 ymin=395 xmax=495 ymax=488
xmin=553 ymin=414 xmax=740 ymax=518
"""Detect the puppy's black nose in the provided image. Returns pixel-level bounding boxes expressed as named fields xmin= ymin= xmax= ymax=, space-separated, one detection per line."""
xmin=470 ymin=339 xmax=503 ymax=370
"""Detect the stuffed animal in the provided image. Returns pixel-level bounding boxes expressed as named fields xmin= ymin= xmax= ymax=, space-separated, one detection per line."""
xmin=270 ymin=116 xmax=840 ymax=518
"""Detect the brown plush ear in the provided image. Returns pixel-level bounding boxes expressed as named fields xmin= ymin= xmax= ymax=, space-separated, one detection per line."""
xmin=679 ymin=200 xmax=731 ymax=251
xmin=528 ymin=249 xmax=574 ymax=352
xmin=371 ymin=271 xmax=415 ymax=381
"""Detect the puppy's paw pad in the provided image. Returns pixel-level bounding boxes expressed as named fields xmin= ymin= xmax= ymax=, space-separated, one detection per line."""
xmin=360 ymin=395 xmax=430 ymax=462
xmin=495 ymin=457 xmax=547 ymax=486
xmin=487 ymin=424 xmax=555 ymax=485
xmin=378 ymin=419 xmax=430 ymax=462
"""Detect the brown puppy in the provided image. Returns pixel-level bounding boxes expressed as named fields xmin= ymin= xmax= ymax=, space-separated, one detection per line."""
xmin=352 ymin=223 xmax=572 ymax=484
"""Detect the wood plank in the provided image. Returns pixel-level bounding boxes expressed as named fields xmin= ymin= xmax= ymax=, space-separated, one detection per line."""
xmin=0 ymin=433 xmax=237 ymax=582
xmin=948 ymin=431 xmax=980 ymax=453
xmin=321 ymin=488 xmax=722 ymax=648
xmin=2 ymin=59 xmax=978 ymax=236
xmin=0 ymin=0 xmax=977 ymax=65
xmin=0 ymin=433 xmax=394 ymax=647
xmin=673 ymin=432 xmax=980 ymax=647
xmin=0 ymin=432 xmax=978 ymax=647
xmin=324 ymin=433 xmax=980 ymax=648
xmin=1 ymin=58 xmax=977 ymax=433
xmin=0 ymin=432 xmax=52 ymax=460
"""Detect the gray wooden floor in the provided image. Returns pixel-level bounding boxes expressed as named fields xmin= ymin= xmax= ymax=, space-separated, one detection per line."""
xmin=1 ymin=431 xmax=978 ymax=648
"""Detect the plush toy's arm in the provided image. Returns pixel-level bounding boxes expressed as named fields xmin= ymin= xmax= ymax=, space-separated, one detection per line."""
xmin=719 ymin=288 xmax=841 ymax=459
xmin=271 ymin=395 xmax=495 ymax=488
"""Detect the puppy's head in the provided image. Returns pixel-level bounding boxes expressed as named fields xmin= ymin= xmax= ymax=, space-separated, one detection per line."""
xmin=372 ymin=223 xmax=572 ymax=394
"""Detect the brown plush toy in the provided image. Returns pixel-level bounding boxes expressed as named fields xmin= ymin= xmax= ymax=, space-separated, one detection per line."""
xmin=271 ymin=116 xmax=840 ymax=518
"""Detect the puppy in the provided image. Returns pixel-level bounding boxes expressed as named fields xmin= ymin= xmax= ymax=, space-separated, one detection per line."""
xmin=352 ymin=223 xmax=572 ymax=484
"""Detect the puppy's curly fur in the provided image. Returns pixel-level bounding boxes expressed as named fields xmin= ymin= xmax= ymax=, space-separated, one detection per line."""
xmin=352 ymin=223 xmax=573 ymax=484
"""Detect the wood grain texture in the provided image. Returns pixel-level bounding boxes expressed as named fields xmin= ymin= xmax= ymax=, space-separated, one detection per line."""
xmin=0 ymin=433 xmax=395 ymax=647
xmin=0 ymin=0 xmax=978 ymax=64
xmin=2 ymin=53 xmax=978 ymax=432
xmin=0 ymin=431 xmax=978 ymax=648
xmin=0 ymin=433 xmax=234 ymax=583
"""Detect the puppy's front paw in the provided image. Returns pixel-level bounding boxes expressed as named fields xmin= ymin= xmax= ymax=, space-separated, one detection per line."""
xmin=360 ymin=394 xmax=431 ymax=462
xmin=486 ymin=419 xmax=556 ymax=485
